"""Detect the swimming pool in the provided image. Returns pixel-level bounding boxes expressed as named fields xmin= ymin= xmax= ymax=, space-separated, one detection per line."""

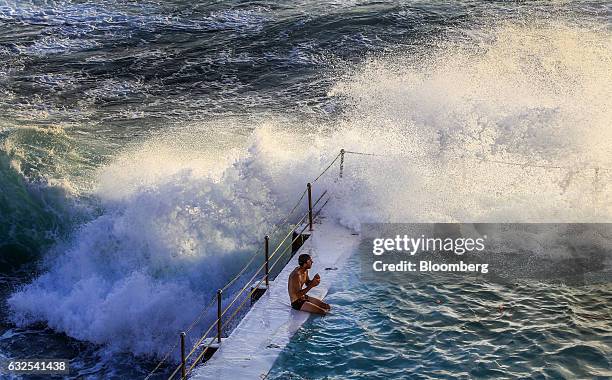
xmin=268 ymin=255 xmax=612 ymax=379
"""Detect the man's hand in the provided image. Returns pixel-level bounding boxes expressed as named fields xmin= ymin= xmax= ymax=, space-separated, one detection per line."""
xmin=310 ymin=276 xmax=321 ymax=287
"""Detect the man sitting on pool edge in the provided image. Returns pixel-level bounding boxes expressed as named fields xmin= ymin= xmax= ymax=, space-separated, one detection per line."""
xmin=288 ymin=254 xmax=331 ymax=314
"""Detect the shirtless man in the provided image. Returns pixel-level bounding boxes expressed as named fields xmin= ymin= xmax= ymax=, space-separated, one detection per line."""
xmin=288 ymin=254 xmax=331 ymax=314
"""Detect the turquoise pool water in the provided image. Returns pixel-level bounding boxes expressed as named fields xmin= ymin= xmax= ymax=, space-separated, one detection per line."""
xmin=268 ymin=255 xmax=612 ymax=379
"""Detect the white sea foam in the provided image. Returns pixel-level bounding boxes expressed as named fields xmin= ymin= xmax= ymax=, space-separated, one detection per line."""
xmin=326 ymin=21 xmax=612 ymax=225
xmin=7 ymin=123 xmax=335 ymax=357
xmin=8 ymin=20 xmax=612 ymax=359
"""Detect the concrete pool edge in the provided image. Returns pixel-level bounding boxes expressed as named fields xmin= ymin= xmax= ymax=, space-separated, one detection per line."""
xmin=189 ymin=216 xmax=360 ymax=379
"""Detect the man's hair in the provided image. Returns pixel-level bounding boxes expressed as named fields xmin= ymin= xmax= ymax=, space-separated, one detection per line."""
xmin=298 ymin=254 xmax=311 ymax=267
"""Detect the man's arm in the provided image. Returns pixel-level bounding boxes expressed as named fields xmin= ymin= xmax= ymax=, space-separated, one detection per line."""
xmin=304 ymin=272 xmax=320 ymax=287
xmin=296 ymin=285 xmax=312 ymax=298
xmin=291 ymin=273 xmax=320 ymax=298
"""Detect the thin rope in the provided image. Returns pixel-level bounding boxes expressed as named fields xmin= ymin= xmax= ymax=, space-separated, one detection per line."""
xmin=144 ymin=340 xmax=180 ymax=380
xmin=185 ymin=316 xmax=220 ymax=360
xmin=344 ymin=150 xmax=386 ymax=157
xmin=471 ymin=157 xmax=611 ymax=172
xmin=184 ymin=296 xmax=218 ymax=334
xmin=221 ymin=248 xmax=262 ymax=292
xmin=312 ymin=152 xmax=342 ymax=183
xmin=222 ymin=187 xmax=310 ymax=293
xmin=220 ymin=222 xmax=312 ymax=332
xmin=216 ymin=210 xmax=310 ymax=326
xmin=276 ymin=188 xmax=308 ymax=228
xmin=186 ymin=236 xmax=298 ymax=374
xmin=144 ymin=293 xmax=218 ymax=380
xmin=344 ymin=150 xmax=612 ymax=173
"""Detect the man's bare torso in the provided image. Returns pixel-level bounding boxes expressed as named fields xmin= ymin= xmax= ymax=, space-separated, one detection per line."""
xmin=288 ymin=267 xmax=308 ymax=303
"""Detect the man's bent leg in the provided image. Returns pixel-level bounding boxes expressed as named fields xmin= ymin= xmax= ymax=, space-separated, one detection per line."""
xmin=300 ymin=301 xmax=327 ymax=315
xmin=305 ymin=296 xmax=331 ymax=310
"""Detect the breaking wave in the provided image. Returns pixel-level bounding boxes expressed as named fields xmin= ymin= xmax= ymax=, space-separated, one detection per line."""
xmin=7 ymin=19 xmax=612 ymax=359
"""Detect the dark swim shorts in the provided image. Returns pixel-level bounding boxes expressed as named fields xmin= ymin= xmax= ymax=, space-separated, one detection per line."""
xmin=291 ymin=295 xmax=309 ymax=310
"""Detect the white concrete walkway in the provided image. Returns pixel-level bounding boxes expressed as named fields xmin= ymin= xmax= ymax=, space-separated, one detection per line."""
xmin=190 ymin=216 xmax=359 ymax=379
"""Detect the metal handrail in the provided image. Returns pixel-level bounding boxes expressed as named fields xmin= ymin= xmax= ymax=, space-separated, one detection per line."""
xmin=180 ymin=209 xmax=311 ymax=363
xmin=147 ymin=152 xmax=342 ymax=380
xmin=183 ymin=199 xmax=328 ymax=375
xmin=169 ymin=192 xmax=331 ymax=379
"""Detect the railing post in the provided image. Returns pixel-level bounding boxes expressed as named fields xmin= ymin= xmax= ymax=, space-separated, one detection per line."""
xmin=180 ymin=332 xmax=186 ymax=379
xmin=217 ymin=289 xmax=222 ymax=343
xmin=340 ymin=149 xmax=345 ymax=178
xmin=307 ymin=183 xmax=313 ymax=231
xmin=264 ymin=235 xmax=270 ymax=287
